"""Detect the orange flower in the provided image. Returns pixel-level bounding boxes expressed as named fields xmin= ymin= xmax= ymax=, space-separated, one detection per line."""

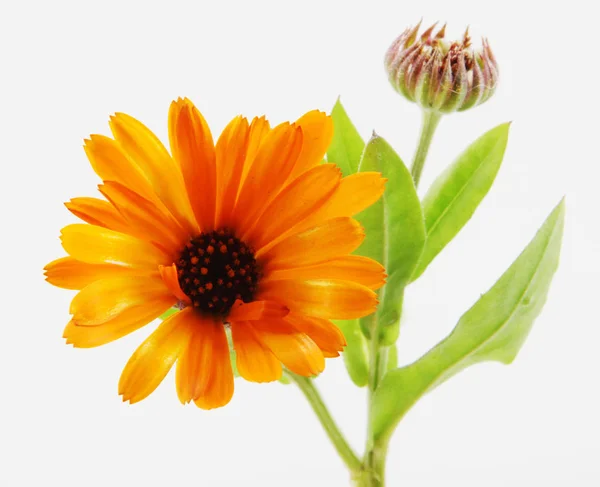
xmin=45 ymin=98 xmax=386 ymax=409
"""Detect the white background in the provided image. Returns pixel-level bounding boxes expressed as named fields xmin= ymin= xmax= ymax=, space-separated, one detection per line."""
xmin=1 ymin=0 xmax=598 ymax=485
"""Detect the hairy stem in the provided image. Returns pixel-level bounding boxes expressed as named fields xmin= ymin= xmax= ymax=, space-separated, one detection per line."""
xmin=410 ymin=110 xmax=442 ymax=188
xmin=287 ymin=371 xmax=362 ymax=476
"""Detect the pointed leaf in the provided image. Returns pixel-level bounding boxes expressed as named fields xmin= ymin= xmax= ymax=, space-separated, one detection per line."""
xmin=327 ymin=99 xmax=365 ymax=177
xmin=356 ymin=135 xmax=426 ymax=343
xmin=412 ymin=123 xmax=510 ymax=281
xmin=373 ymin=199 xmax=565 ymax=442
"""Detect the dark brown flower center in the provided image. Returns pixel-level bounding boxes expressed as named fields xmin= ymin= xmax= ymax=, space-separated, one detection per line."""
xmin=177 ymin=229 xmax=260 ymax=316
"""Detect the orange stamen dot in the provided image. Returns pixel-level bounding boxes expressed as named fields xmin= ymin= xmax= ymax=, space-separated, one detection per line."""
xmin=205 ymin=282 xmax=214 ymax=290
xmin=207 ymin=245 xmax=215 ymax=254
xmin=200 ymin=267 xmax=208 ymax=275
xmin=220 ymin=245 xmax=227 ymax=253
xmin=190 ymin=256 xmax=199 ymax=265
xmin=227 ymin=269 xmax=235 ymax=278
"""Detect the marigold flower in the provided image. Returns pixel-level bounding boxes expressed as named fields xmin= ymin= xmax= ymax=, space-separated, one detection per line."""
xmin=45 ymin=98 xmax=386 ymax=409
xmin=384 ymin=22 xmax=498 ymax=113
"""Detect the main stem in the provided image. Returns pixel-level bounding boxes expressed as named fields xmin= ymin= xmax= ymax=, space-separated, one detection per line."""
xmin=410 ymin=110 xmax=442 ymax=188
xmin=291 ymin=109 xmax=443 ymax=486
xmin=359 ymin=111 xmax=442 ymax=486
xmin=286 ymin=371 xmax=363 ymax=476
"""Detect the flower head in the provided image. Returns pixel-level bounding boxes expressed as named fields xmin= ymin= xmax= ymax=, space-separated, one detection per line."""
xmin=384 ymin=22 xmax=498 ymax=113
xmin=45 ymin=98 xmax=386 ymax=409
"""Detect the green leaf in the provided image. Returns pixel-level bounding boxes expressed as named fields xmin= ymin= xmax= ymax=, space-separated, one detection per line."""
xmin=411 ymin=123 xmax=511 ymax=282
xmin=336 ymin=319 xmax=369 ymax=387
xmin=327 ymin=98 xmax=365 ymax=177
xmin=159 ymin=307 xmax=178 ymax=321
xmin=356 ymin=135 xmax=426 ymax=343
xmin=225 ymin=328 xmax=240 ymax=378
xmin=372 ymin=199 xmax=565 ymax=442
xmin=386 ymin=344 xmax=398 ymax=372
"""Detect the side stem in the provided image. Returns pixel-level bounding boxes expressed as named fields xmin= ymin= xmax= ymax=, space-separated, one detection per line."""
xmin=287 ymin=371 xmax=362 ymax=476
xmin=410 ymin=110 xmax=442 ymax=188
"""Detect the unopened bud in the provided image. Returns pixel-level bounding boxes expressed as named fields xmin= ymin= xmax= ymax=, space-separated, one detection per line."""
xmin=385 ymin=22 xmax=498 ymax=113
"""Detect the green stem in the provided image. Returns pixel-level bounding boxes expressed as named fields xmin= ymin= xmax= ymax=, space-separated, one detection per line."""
xmin=287 ymin=371 xmax=362 ymax=476
xmin=359 ymin=313 xmax=390 ymax=487
xmin=410 ymin=110 xmax=442 ymax=188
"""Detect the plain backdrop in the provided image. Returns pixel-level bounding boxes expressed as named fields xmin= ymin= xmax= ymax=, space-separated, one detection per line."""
xmin=1 ymin=0 xmax=598 ymax=485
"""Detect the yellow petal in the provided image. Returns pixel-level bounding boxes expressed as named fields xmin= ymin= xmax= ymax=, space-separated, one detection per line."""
xmin=175 ymin=312 xmax=217 ymax=404
xmin=259 ymin=217 xmax=364 ymax=271
xmin=241 ymin=116 xmax=271 ymax=185
xmin=84 ymin=134 xmax=155 ymax=201
xmin=289 ymin=172 xmax=386 ymax=236
xmin=109 ymin=112 xmax=197 ymax=234
xmin=244 ymin=164 xmax=341 ymax=250
xmin=99 ymin=181 xmax=187 ymax=252
xmin=61 ymin=224 xmax=171 ymax=269
xmin=70 ymin=276 xmax=175 ymax=325
xmin=169 ymin=98 xmax=217 ymax=231
xmin=215 ymin=116 xmax=250 ymax=228
xmin=193 ymin=322 xmax=234 ymax=410
xmin=286 ymin=314 xmax=346 ymax=358
xmin=257 ymin=279 xmax=378 ymax=320
xmin=288 ymin=110 xmax=334 ymax=180
xmin=63 ymin=296 xmax=173 ymax=348
xmin=44 ymin=257 xmax=149 ymax=290
xmin=227 ymin=300 xmax=289 ymax=322
xmin=159 ymin=264 xmax=191 ymax=305
xmin=65 ymin=197 xmax=129 ymax=233
xmin=232 ymin=123 xmax=303 ymax=236
xmin=265 ymin=255 xmax=386 ymax=290
xmin=231 ymin=322 xmax=282 ymax=382
xmin=119 ymin=308 xmax=194 ymax=404
xmin=250 ymin=320 xmax=324 ymax=377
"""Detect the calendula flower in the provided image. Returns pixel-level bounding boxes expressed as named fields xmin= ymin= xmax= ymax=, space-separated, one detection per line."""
xmin=45 ymin=98 xmax=386 ymax=409
xmin=384 ymin=22 xmax=498 ymax=113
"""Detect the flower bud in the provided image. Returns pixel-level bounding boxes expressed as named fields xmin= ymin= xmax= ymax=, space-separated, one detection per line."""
xmin=384 ymin=22 xmax=498 ymax=113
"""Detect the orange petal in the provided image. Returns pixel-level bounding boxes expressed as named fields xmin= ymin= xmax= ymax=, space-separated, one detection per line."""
xmin=231 ymin=322 xmax=282 ymax=382
xmin=215 ymin=116 xmax=250 ymax=228
xmin=84 ymin=134 xmax=155 ymax=201
xmin=70 ymin=275 xmax=175 ymax=325
xmin=244 ymin=164 xmax=341 ymax=250
xmin=44 ymin=256 xmax=149 ymax=290
xmin=265 ymin=255 xmax=386 ymax=290
xmin=227 ymin=300 xmax=289 ymax=322
xmin=289 ymin=172 xmax=386 ymax=235
xmin=257 ymin=279 xmax=378 ymax=320
xmin=61 ymin=224 xmax=171 ymax=269
xmin=250 ymin=320 xmax=324 ymax=376
xmin=175 ymin=313 xmax=218 ymax=404
xmin=109 ymin=112 xmax=197 ymax=234
xmin=286 ymin=314 xmax=346 ymax=358
xmin=232 ymin=123 xmax=303 ymax=236
xmin=259 ymin=217 xmax=364 ymax=271
xmin=193 ymin=322 xmax=234 ymax=410
xmin=159 ymin=264 xmax=191 ymax=305
xmin=241 ymin=116 xmax=271 ymax=185
xmin=119 ymin=308 xmax=194 ymax=404
xmin=288 ymin=110 xmax=334 ymax=180
xmin=99 ymin=181 xmax=188 ymax=252
xmin=65 ymin=197 xmax=130 ymax=233
xmin=63 ymin=296 xmax=174 ymax=348
xmin=169 ymin=98 xmax=217 ymax=231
